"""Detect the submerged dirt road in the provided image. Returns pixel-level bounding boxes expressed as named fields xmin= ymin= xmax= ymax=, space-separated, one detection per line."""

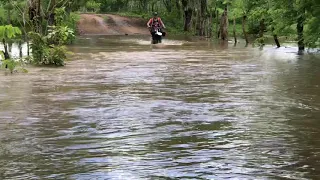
xmin=2 ymin=35 xmax=320 ymax=179
xmin=77 ymin=14 xmax=150 ymax=35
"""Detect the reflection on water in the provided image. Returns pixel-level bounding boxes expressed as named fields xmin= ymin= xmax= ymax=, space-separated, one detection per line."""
xmin=0 ymin=43 xmax=28 ymax=60
xmin=0 ymin=35 xmax=320 ymax=179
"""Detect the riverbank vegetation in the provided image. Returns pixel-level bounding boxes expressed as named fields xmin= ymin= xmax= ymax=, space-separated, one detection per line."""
xmin=0 ymin=0 xmax=80 ymax=69
xmin=0 ymin=0 xmax=319 ymax=70
xmin=91 ymin=0 xmax=319 ymax=50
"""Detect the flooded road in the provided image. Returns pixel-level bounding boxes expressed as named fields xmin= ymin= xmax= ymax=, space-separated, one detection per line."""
xmin=1 ymin=36 xmax=320 ymax=179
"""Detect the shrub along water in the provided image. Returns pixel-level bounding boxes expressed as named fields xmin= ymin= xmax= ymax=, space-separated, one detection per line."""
xmin=29 ymin=26 xmax=74 ymax=66
xmin=91 ymin=0 xmax=319 ymax=50
xmin=0 ymin=0 xmax=79 ymax=68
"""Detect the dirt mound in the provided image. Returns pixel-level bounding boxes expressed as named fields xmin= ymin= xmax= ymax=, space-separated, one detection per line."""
xmin=77 ymin=14 xmax=150 ymax=35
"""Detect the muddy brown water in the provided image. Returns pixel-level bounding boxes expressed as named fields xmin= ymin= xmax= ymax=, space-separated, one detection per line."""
xmin=1 ymin=35 xmax=320 ymax=179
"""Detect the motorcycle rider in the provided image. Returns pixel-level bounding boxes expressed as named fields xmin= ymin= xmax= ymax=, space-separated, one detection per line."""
xmin=147 ymin=12 xmax=166 ymax=38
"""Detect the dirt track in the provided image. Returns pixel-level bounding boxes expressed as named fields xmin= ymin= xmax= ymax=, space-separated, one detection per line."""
xmin=77 ymin=14 xmax=150 ymax=35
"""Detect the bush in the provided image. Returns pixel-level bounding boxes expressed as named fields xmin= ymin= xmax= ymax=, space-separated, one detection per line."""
xmin=68 ymin=13 xmax=81 ymax=34
xmin=86 ymin=1 xmax=101 ymax=12
xmin=47 ymin=45 xmax=67 ymax=66
xmin=247 ymin=20 xmax=260 ymax=35
xmin=1 ymin=59 xmax=16 ymax=73
xmin=1 ymin=52 xmax=28 ymax=73
xmin=29 ymin=32 xmax=47 ymax=64
xmin=29 ymin=26 xmax=73 ymax=66
xmin=1 ymin=59 xmax=27 ymax=73
xmin=47 ymin=26 xmax=75 ymax=45
xmin=55 ymin=8 xmax=80 ymax=35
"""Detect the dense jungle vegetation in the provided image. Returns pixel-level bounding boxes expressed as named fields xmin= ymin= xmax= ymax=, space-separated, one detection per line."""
xmin=0 ymin=0 xmax=319 ymax=70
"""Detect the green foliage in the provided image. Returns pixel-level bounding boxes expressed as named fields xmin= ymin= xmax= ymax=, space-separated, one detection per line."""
xmin=0 ymin=0 xmax=318 ymax=52
xmin=47 ymin=26 xmax=75 ymax=45
xmin=55 ymin=8 xmax=80 ymax=34
xmin=228 ymin=23 xmax=243 ymax=36
xmin=0 ymin=50 xmax=4 ymax=59
xmin=86 ymin=0 xmax=101 ymax=12
xmin=29 ymin=27 xmax=72 ymax=66
xmin=0 ymin=0 xmax=28 ymax=26
xmin=68 ymin=13 xmax=81 ymax=33
xmin=29 ymin=32 xmax=47 ymax=64
xmin=161 ymin=11 xmax=184 ymax=33
xmin=116 ymin=12 xmax=148 ymax=19
xmin=304 ymin=14 xmax=320 ymax=48
xmin=0 ymin=25 xmax=22 ymax=39
xmin=254 ymin=36 xmax=266 ymax=45
xmin=55 ymin=8 xmax=67 ymax=27
xmin=0 ymin=25 xmax=22 ymax=61
xmin=99 ymin=0 xmax=128 ymax=12
xmin=1 ymin=59 xmax=28 ymax=74
xmin=2 ymin=59 xmax=17 ymax=73
xmin=0 ymin=8 xmax=5 ymax=24
xmin=47 ymin=45 xmax=68 ymax=66
xmin=3 ymin=3 xmax=13 ymax=10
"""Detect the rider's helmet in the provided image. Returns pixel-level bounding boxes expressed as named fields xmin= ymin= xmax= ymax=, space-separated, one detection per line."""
xmin=153 ymin=12 xmax=158 ymax=17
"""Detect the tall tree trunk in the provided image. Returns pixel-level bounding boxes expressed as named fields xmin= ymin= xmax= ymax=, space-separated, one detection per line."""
xmin=196 ymin=0 xmax=206 ymax=36
xmin=205 ymin=17 xmax=210 ymax=37
xmin=26 ymin=35 xmax=30 ymax=56
xmin=272 ymin=27 xmax=280 ymax=48
xmin=151 ymin=2 xmax=155 ymax=12
xmin=259 ymin=18 xmax=265 ymax=45
xmin=184 ymin=8 xmax=193 ymax=31
xmin=2 ymin=39 xmax=10 ymax=60
xmin=216 ymin=10 xmax=219 ymax=38
xmin=297 ymin=10 xmax=305 ymax=51
xmin=219 ymin=7 xmax=228 ymax=40
xmin=259 ymin=19 xmax=265 ymax=38
xmin=242 ymin=15 xmax=249 ymax=46
xmin=21 ymin=12 xmax=30 ymax=57
xmin=233 ymin=17 xmax=237 ymax=45
xmin=273 ymin=34 xmax=281 ymax=48
xmin=194 ymin=10 xmax=198 ymax=33
xmin=198 ymin=0 xmax=207 ymax=36
xmin=48 ymin=0 xmax=56 ymax=26
xmin=208 ymin=12 xmax=213 ymax=38
xmin=37 ymin=0 xmax=42 ymax=33
xmin=29 ymin=0 xmax=42 ymax=33
xmin=19 ymin=41 xmax=23 ymax=58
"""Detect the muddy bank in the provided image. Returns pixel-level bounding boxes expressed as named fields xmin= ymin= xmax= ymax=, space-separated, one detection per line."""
xmin=77 ymin=14 xmax=149 ymax=35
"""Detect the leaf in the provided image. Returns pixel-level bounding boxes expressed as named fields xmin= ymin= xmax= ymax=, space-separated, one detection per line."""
xmin=0 ymin=26 xmax=5 ymax=39
xmin=2 ymin=59 xmax=16 ymax=73
xmin=0 ymin=51 xmax=4 ymax=60
xmin=0 ymin=25 xmax=21 ymax=39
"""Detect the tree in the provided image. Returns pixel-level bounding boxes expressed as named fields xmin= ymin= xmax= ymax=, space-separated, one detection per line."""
xmin=219 ymin=7 xmax=228 ymax=40
xmin=230 ymin=0 xmax=249 ymax=45
xmin=0 ymin=25 xmax=22 ymax=59
xmin=181 ymin=0 xmax=193 ymax=32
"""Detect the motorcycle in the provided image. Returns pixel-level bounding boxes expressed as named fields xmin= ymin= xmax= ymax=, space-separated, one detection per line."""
xmin=151 ymin=27 xmax=165 ymax=44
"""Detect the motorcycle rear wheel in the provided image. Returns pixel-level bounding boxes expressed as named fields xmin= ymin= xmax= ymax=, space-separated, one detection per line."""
xmin=152 ymin=35 xmax=162 ymax=44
